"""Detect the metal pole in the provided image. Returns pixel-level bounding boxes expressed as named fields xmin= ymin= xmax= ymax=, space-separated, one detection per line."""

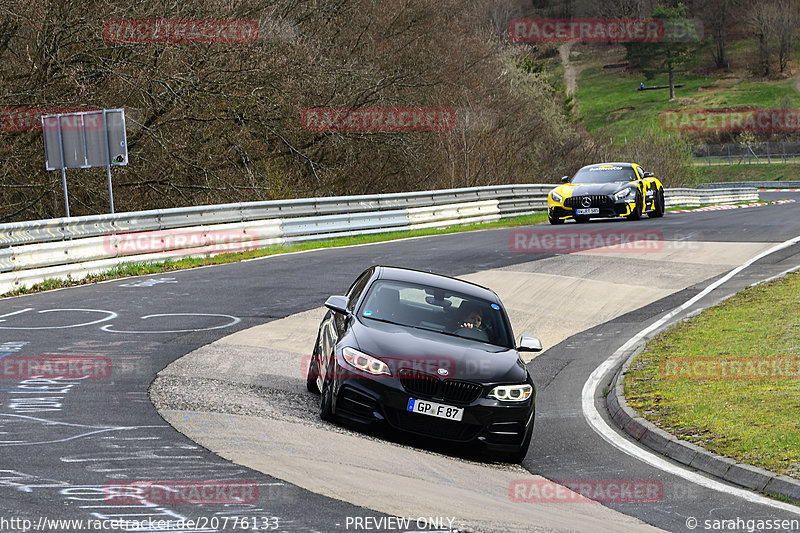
xmin=55 ymin=114 xmax=70 ymax=217
xmin=102 ymin=110 xmax=115 ymax=213
xmin=106 ymin=165 xmax=114 ymax=214
xmin=61 ymin=168 xmax=70 ymax=218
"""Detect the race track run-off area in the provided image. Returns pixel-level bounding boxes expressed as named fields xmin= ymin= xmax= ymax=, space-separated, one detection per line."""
xmin=1 ymin=191 xmax=800 ymax=532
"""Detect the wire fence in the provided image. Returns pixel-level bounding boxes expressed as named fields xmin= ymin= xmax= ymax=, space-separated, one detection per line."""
xmin=691 ymin=142 xmax=800 ymax=165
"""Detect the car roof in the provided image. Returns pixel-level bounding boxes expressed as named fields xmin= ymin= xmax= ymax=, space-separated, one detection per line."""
xmin=374 ymin=266 xmax=501 ymax=303
xmin=579 ymin=162 xmax=637 ymax=170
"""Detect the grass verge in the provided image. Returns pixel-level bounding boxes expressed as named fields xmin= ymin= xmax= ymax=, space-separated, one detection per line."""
xmin=576 ymin=44 xmax=800 ymax=141
xmin=2 ymin=213 xmax=547 ymax=298
xmin=691 ymin=163 xmax=800 ymax=184
xmin=624 ymin=271 xmax=800 ymax=478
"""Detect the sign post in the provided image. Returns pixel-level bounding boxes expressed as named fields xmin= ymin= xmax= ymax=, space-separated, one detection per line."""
xmin=42 ymin=108 xmax=128 ymax=216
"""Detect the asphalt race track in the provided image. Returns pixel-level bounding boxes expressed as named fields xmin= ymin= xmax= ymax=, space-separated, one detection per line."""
xmin=1 ymin=190 xmax=800 ymax=532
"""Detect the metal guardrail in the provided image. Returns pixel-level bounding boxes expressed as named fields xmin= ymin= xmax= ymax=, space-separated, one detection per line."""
xmin=693 ymin=181 xmax=800 ymax=189
xmin=663 ymin=187 xmax=759 ymax=207
xmin=0 ymin=185 xmax=552 ymax=247
xmin=0 ymin=184 xmax=760 ymax=294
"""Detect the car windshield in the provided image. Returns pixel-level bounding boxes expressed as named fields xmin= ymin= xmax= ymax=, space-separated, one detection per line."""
xmin=572 ymin=165 xmax=636 ymax=183
xmin=358 ymin=279 xmax=514 ymax=348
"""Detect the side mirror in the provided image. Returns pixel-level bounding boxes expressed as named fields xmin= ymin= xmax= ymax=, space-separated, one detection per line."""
xmin=324 ymin=295 xmax=350 ymax=315
xmin=560 ymin=175 xmax=570 ymax=183
xmin=643 ymin=172 xmax=654 ymax=178
xmin=516 ymin=334 xmax=543 ymax=353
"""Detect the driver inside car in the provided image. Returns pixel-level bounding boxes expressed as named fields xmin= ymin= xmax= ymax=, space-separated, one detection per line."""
xmin=458 ymin=305 xmax=483 ymax=329
xmin=452 ymin=302 xmax=491 ymax=342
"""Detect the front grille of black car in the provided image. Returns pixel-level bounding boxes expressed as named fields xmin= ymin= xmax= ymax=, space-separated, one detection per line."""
xmin=564 ymin=195 xmax=614 ymax=208
xmin=399 ymin=369 xmax=483 ymax=404
xmin=442 ymin=380 xmax=483 ymax=403
xmin=389 ymin=410 xmax=482 ymax=441
xmin=399 ymin=369 xmax=440 ymax=397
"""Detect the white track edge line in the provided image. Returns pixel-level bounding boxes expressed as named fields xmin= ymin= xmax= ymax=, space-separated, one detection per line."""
xmin=582 ymin=235 xmax=800 ymax=515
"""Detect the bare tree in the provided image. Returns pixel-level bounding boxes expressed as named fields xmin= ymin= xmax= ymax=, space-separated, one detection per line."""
xmin=748 ymin=0 xmax=779 ymax=77
xmin=0 ymin=0 xmax=611 ymax=221
xmin=775 ymin=0 xmax=799 ymax=73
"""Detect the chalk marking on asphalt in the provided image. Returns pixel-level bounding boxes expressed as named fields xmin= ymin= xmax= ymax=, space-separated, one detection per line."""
xmin=0 ymin=414 xmax=166 ymax=446
xmin=0 ymin=309 xmax=117 ymax=330
xmin=0 ymin=309 xmax=34 ymax=321
xmin=100 ymin=313 xmax=241 ymax=334
xmin=582 ymin=235 xmax=800 ymax=515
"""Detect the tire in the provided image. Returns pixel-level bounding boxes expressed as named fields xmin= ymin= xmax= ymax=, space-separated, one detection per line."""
xmin=649 ymin=189 xmax=665 ymax=218
xmin=548 ymin=214 xmax=564 ymax=225
xmin=319 ymin=365 xmax=335 ymax=422
xmin=625 ymin=193 xmax=643 ymax=221
xmin=306 ymin=353 xmax=320 ymax=393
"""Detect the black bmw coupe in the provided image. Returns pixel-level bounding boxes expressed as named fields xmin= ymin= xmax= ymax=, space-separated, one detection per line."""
xmin=306 ymin=265 xmax=542 ymax=463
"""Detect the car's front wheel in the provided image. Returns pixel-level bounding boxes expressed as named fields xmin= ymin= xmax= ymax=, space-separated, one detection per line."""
xmin=306 ymin=353 xmax=320 ymax=393
xmin=319 ymin=361 xmax=336 ymax=422
xmin=625 ymin=193 xmax=643 ymax=221
xmin=649 ymin=189 xmax=665 ymax=218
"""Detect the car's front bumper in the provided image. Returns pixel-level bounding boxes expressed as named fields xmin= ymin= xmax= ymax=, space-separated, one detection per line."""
xmin=329 ymin=361 xmax=535 ymax=453
xmin=548 ymin=197 xmax=637 ymax=220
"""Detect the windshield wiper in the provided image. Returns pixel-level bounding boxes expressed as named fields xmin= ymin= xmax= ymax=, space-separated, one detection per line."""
xmin=362 ymin=316 xmax=402 ymax=326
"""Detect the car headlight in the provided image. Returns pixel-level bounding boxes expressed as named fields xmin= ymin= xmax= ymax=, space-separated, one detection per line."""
xmin=614 ymin=188 xmax=635 ymax=201
xmin=550 ymin=191 xmax=563 ymax=203
xmin=488 ymin=384 xmax=533 ymax=402
xmin=342 ymin=347 xmax=391 ymax=376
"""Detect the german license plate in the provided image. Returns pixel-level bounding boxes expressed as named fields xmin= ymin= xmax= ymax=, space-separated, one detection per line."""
xmin=407 ymin=398 xmax=463 ymax=421
xmin=576 ymin=208 xmax=599 ymax=215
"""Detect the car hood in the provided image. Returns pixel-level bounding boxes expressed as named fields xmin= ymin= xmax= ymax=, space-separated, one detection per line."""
xmin=555 ymin=182 xmax=631 ymax=197
xmin=351 ymin=319 xmax=527 ymax=384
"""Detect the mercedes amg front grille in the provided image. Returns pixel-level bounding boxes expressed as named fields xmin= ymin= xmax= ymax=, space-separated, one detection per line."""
xmin=564 ymin=195 xmax=614 ymax=208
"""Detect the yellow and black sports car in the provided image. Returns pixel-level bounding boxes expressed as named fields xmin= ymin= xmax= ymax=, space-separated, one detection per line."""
xmin=547 ymin=162 xmax=665 ymax=225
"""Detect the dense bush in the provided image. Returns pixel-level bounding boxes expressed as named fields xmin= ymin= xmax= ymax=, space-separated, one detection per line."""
xmin=0 ymin=0 xmax=599 ymax=221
